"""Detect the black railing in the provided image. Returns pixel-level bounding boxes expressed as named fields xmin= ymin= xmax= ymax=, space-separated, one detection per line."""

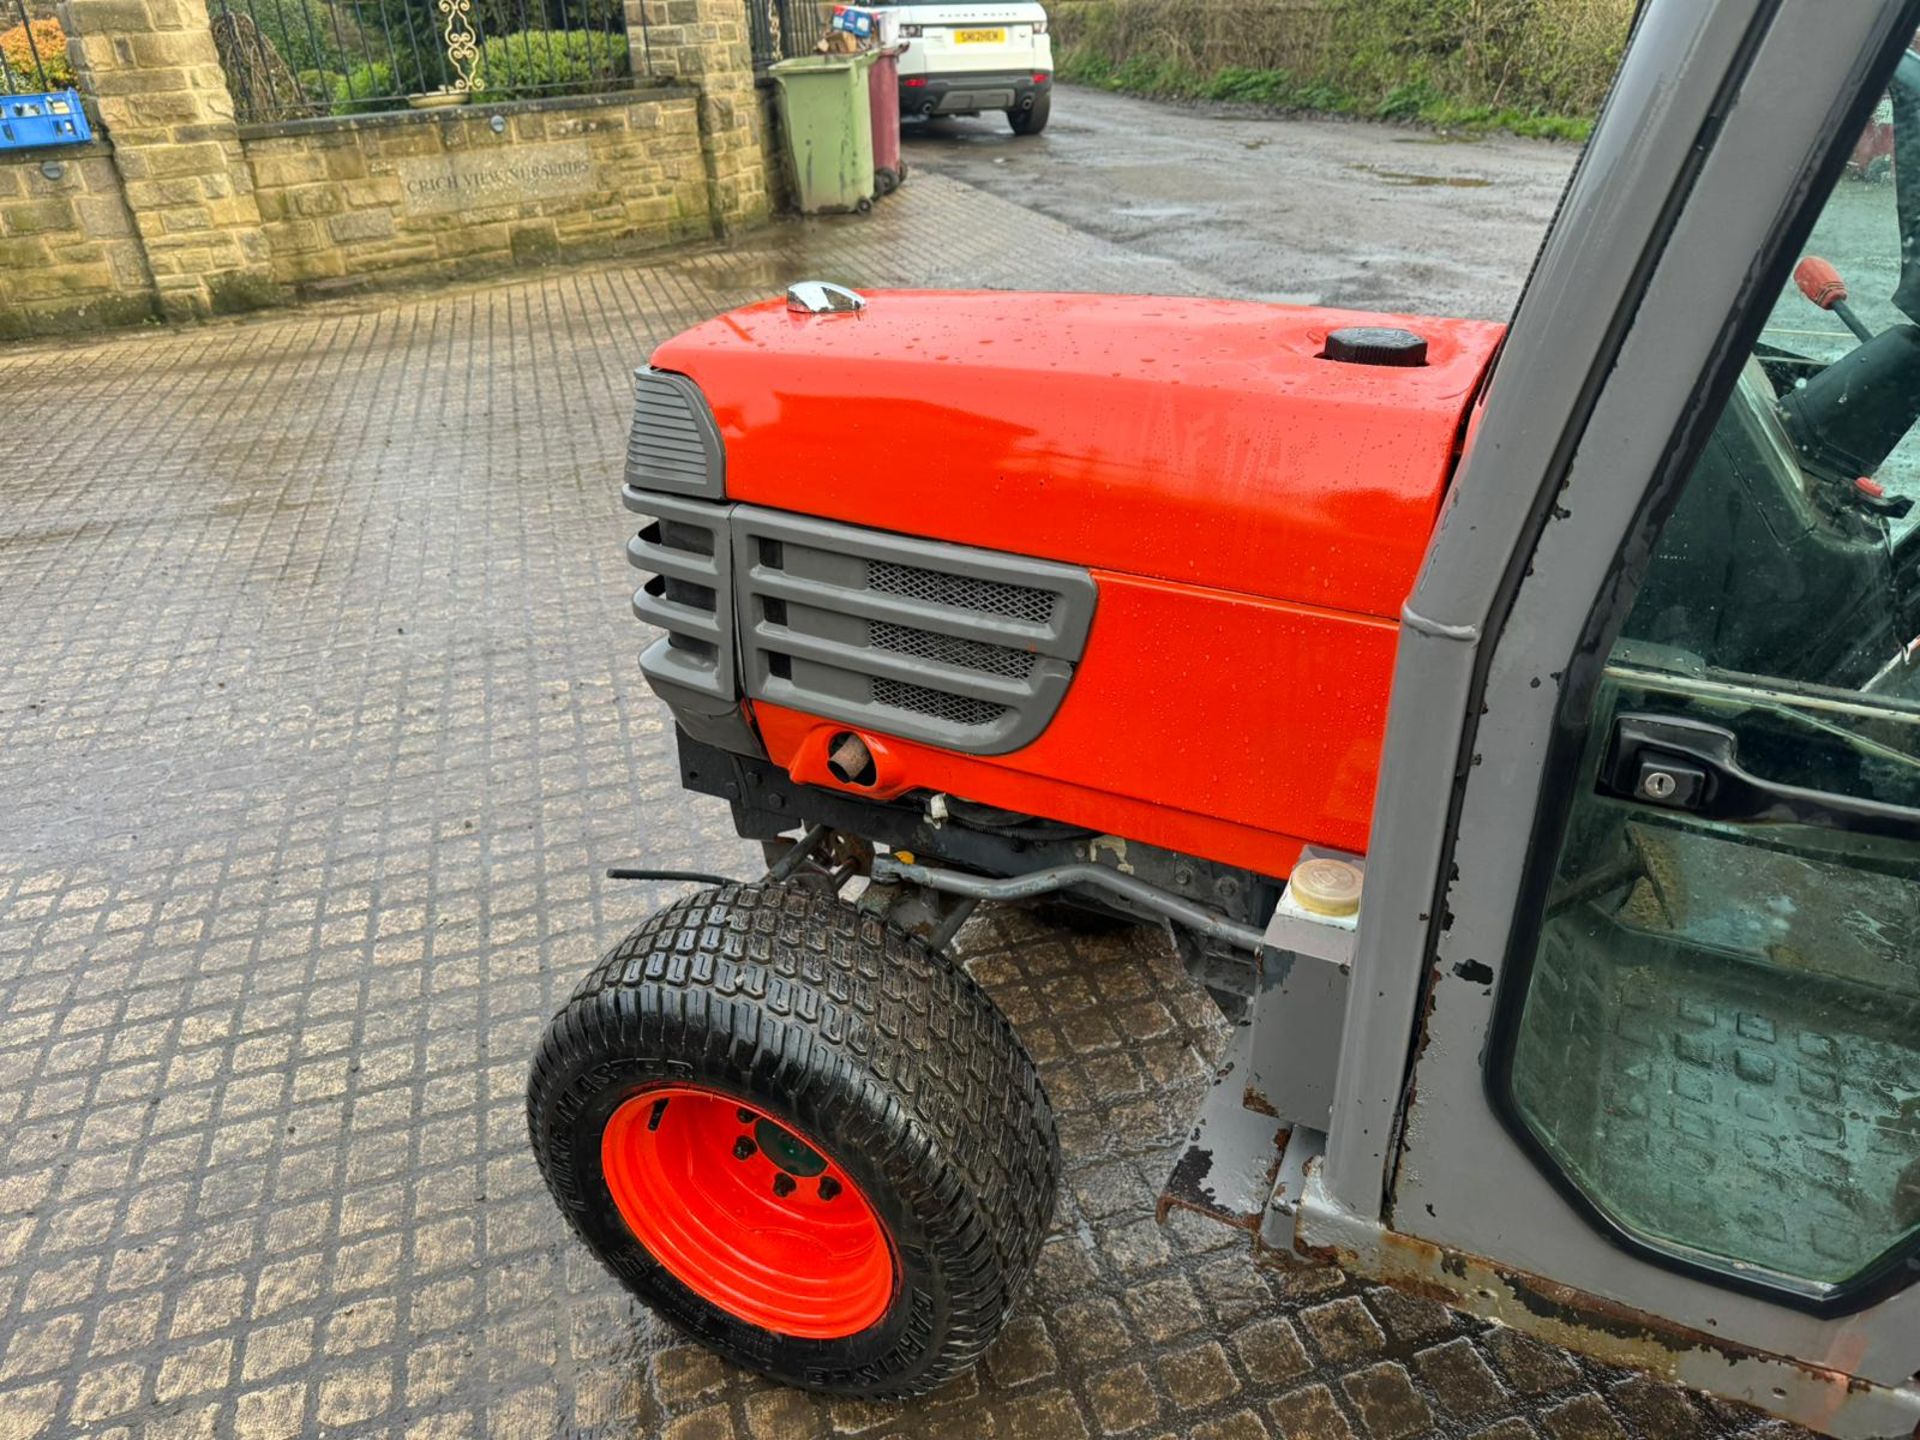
xmin=1 ymin=0 xmax=77 ymax=94
xmin=746 ymin=0 xmax=824 ymax=70
xmin=208 ymin=0 xmax=643 ymax=123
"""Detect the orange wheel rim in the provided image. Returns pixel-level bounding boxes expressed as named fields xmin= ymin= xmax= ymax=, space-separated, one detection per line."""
xmin=601 ymin=1086 xmax=896 ymax=1339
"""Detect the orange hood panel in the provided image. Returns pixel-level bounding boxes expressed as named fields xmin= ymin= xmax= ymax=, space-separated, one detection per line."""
xmin=652 ymin=291 xmax=1504 ymax=618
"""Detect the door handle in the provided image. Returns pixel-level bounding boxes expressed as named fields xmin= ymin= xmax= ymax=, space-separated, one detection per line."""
xmin=1604 ymin=713 xmax=1920 ymax=841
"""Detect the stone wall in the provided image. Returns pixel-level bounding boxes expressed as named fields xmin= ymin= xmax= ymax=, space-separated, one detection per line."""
xmin=0 ymin=139 xmax=157 ymax=338
xmin=61 ymin=0 xmax=280 ymax=320
xmin=241 ymin=90 xmax=712 ymax=293
xmin=0 ymin=0 xmax=770 ymax=336
xmin=628 ymin=0 xmax=770 ymax=232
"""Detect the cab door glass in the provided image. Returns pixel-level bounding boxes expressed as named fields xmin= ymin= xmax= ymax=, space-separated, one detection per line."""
xmin=1501 ymin=62 xmax=1920 ymax=1306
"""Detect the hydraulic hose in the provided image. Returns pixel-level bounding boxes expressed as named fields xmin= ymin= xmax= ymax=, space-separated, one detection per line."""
xmin=870 ymin=855 xmax=1266 ymax=953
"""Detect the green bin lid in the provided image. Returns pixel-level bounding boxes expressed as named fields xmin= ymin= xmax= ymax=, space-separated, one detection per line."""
xmin=770 ymin=51 xmax=880 ymax=74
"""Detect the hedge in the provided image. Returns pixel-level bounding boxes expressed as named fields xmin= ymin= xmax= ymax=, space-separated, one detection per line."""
xmin=471 ymin=29 xmax=627 ymax=102
xmin=1050 ymin=0 xmax=1632 ymax=140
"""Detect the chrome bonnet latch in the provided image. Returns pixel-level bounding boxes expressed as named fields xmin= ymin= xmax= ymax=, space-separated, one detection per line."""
xmin=786 ymin=281 xmax=867 ymax=315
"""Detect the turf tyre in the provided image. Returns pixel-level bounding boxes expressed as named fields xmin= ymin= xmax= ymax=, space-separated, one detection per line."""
xmin=526 ymin=881 xmax=1060 ymax=1396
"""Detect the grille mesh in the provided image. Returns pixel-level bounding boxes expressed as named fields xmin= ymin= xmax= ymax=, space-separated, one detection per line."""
xmin=871 ymin=677 xmax=1011 ymax=728
xmin=868 ymin=560 xmax=1055 ymax=624
xmin=871 ymin=621 xmax=1035 ymax=678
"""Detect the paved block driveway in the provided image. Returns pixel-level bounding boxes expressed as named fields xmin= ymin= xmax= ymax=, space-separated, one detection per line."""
xmin=0 ymin=168 xmax=1806 ymax=1440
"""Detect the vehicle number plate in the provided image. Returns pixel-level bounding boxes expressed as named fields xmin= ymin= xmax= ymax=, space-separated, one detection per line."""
xmin=954 ymin=28 xmax=1006 ymax=43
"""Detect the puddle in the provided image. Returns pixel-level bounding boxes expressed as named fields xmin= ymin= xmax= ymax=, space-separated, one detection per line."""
xmin=1350 ymin=163 xmax=1493 ymax=188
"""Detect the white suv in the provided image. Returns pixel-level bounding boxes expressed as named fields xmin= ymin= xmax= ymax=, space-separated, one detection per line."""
xmin=885 ymin=2 xmax=1054 ymax=134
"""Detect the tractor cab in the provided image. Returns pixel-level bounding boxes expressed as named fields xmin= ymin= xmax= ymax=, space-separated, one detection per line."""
xmin=532 ymin=3 xmax=1920 ymax=1433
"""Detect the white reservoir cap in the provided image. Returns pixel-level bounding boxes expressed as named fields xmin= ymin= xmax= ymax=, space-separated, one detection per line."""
xmin=1289 ymin=858 xmax=1363 ymax=918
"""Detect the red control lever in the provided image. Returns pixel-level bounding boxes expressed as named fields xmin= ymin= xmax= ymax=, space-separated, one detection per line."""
xmin=1794 ymin=255 xmax=1874 ymax=342
xmin=1795 ymin=256 xmax=1848 ymax=309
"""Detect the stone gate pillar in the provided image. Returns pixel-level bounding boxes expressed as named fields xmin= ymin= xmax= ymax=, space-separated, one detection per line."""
xmin=629 ymin=0 xmax=771 ymax=234
xmin=59 ymin=0 xmax=278 ymax=319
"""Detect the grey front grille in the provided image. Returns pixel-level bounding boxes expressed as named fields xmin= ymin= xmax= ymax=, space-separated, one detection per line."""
xmin=869 ymin=561 xmax=1056 ymax=625
xmin=624 ymin=488 xmax=735 ymax=704
xmin=872 ymin=678 xmax=1011 ymax=729
xmin=870 ymin=621 xmax=1037 ymax=679
xmin=625 ymin=367 xmax=725 ymax=500
xmin=732 ymin=508 xmax=1096 ymax=755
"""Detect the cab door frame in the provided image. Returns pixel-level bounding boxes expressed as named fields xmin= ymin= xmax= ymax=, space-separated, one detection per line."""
xmin=1292 ymin=0 xmax=1920 ymax=1430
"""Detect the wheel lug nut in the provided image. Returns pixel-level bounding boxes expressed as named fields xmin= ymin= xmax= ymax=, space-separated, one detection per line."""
xmin=737 ymin=1107 xmax=755 ymax=1124
xmin=772 ymin=1173 xmax=797 ymax=1198
xmin=733 ymin=1136 xmax=756 ymax=1161
xmin=818 ymin=1176 xmax=841 ymax=1201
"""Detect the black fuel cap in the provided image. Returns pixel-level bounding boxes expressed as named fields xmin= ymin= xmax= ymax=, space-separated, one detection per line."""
xmin=1324 ymin=326 xmax=1429 ymax=367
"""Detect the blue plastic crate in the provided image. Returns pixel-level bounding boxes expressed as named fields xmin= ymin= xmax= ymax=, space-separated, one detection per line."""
xmin=830 ymin=6 xmax=874 ymax=37
xmin=0 ymin=90 xmax=92 ymax=151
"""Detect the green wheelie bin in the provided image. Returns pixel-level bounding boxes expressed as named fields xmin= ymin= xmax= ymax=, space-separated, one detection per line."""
xmin=770 ymin=52 xmax=879 ymax=215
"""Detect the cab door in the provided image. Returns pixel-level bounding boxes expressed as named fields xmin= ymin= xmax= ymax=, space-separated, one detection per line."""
xmin=1304 ymin=0 xmax=1920 ymax=1427
xmin=1495 ymin=429 xmax=1920 ymax=1312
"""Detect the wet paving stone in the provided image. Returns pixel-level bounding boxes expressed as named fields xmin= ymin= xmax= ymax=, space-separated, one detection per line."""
xmin=1088 ymin=1361 xmax=1159 ymax=1435
xmin=1300 ymin=1298 xmax=1390 ymax=1367
xmin=1484 ymin=1330 xmax=1590 ymax=1399
xmin=1541 ymin=1392 xmax=1635 ymax=1440
xmin=1340 ymin=1361 xmax=1435 ymax=1440
xmin=0 ymin=170 xmax=1814 ymax=1440
xmin=1415 ymin=1336 xmax=1511 ymax=1421
xmin=1233 ymin=1316 xmax=1313 ymax=1389
xmin=1271 ymin=1381 xmax=1360 ymax=1440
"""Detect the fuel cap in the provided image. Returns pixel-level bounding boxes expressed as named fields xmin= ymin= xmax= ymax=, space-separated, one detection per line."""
xmin=1324 ymin=326 xmax=1428 ymax=367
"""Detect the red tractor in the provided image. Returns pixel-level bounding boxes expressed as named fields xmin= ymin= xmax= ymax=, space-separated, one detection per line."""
xmin=529 ymin=4 xmax=1920 ymax=1433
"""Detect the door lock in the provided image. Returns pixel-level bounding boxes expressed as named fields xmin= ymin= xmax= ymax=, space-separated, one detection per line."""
xmin=1628 ymin=752 xmax=1708 ymax=809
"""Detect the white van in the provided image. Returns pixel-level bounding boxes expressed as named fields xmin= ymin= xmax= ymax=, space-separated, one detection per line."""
xmin=883 ymin=2 xmax=1054 ymax=134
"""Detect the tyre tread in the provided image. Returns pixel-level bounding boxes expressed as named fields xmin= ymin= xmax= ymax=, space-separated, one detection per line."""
xmin=527 ymin=881 xmax=1059 ymax=1395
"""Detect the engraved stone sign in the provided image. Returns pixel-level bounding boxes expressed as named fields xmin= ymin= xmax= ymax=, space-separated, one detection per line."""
xmin=396 ymin=141 xmax=598 ymax=216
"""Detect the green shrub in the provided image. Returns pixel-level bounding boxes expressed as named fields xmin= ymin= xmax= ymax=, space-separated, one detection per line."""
xmin=249 ymin=0 xmax=362 ymax=75
xmin=1376 ymin=79 xmax=1439 ymax=120
xmin=1204 ymin=67 xmax=1289 ymax=104
xmin=471 ymin=0 xmax=625 ymax=44
xmin=295 ymin=66 xmax=345 ymax=104
xmin=329 ymin=59 xmax=395 ymax=111
xmin=327 ymin=0 xmax=462 ymax=93
xmin=471 ymin=29 xmax=628 ymax=101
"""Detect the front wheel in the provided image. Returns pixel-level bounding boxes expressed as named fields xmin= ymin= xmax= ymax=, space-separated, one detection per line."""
xmin=527 ymin=882 xmax=1060 ymax=1396
xmin=1008 ymin=91 xmax=1051 ymax=135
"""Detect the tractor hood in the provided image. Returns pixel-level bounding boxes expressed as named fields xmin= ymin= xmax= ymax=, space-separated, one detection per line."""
xmin=650 ymin=291 xmax=1503 ymax=618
